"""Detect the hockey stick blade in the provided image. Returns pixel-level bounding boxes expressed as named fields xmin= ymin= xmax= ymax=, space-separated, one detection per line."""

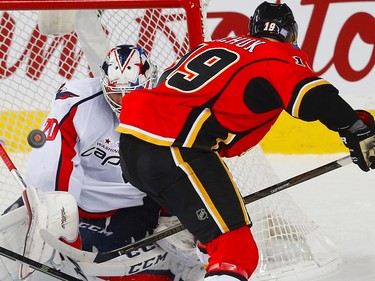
xmin=42 ymin=155 xmax=351 ymax=263
xmin=40 ymin=226 xmax=181 ymax=264
xmin=40 ymin=229 xmax=170 ymax=275
xmin=0 ymin=245 xmax=81 ymax=281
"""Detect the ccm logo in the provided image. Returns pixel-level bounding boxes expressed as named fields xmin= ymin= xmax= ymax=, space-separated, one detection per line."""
xmin=127 ymin=247 xmax=169 ymax=274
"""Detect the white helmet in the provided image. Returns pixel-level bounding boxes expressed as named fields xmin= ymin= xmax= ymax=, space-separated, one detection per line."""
xmin=100 ymin=44 xmax=158 ymax=115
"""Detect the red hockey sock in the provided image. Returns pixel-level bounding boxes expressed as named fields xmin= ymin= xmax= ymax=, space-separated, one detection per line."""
xmin=204 ymin=226 xmax=259 ymax=280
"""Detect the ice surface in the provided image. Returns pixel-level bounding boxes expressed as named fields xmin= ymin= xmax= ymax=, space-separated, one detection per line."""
xmin=265 ymin=153 xmax=375 ymax=281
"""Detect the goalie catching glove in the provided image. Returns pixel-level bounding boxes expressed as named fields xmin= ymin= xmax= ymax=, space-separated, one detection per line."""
xmin=339 ymin=110 xmax=375 ymax=172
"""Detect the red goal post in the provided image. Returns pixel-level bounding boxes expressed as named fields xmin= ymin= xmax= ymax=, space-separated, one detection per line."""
xmin=0 ymin=0 xmax=205 ymax=49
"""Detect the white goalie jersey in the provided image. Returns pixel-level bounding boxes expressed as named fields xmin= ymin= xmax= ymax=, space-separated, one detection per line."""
xmin=26 ymin=77 xmax=147 ymax=213
xmin=0 ymin=78 xmax=204 ymax=281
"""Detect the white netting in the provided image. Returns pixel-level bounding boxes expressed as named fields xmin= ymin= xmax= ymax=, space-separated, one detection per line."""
xmin=0 ymin=6 xmax=198 ymax=210
xmin=0 ymin=1 xmax=341 ymax=280
xmin=225 ymin=147 xmax=342 ymax=280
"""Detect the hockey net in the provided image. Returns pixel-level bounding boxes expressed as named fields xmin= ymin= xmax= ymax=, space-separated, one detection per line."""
xmin=0 ymin=0 xmax=342 ymax=280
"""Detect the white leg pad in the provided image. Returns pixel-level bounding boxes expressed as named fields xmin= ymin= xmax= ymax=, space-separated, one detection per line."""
xmin=0 ymin=206 xmax=28 ymax=280
xmin=155 ymin=216 xmax=201 ymax=266
xmin=26 ymin=254 xmax=98 ymax=281
xmin=169 ymin=261 xmax=206 ymax=281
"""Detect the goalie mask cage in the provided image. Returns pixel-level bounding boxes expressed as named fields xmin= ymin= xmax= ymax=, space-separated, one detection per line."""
xmin=0 ymin=0 xmax=342 ymax=280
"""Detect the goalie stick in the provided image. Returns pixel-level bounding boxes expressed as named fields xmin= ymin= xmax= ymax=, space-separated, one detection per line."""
xmin=0 ymin=246 xmax=81 ymax=281
xmin=41 ymin=154 xmax=352 ymax=263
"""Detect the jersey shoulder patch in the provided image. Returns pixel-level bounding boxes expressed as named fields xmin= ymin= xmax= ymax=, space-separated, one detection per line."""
xmin=55 ymin=83 xmax=79 ymax=100
xmin=55 ymin=77 xmax=102 ymax=101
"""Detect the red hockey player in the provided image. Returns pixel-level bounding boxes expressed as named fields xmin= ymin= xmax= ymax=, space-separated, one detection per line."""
xmin=116 ymin=2 xmax=375 ymax=281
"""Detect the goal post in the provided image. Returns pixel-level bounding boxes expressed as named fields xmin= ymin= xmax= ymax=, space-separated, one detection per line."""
xmin=0 ymin=1 xmax=342 ymax=280
xmin=0 ymin=0 xmax=205 ymax=49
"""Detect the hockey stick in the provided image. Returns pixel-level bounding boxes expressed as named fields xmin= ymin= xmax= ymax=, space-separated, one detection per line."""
xmin=0 ymin=246 xmax=81 ymax=281
xmin=0 ymin=143 xmax=28 ymax=190
xmin=41 ymin=154 xmax=352 ymax=263
xmin=243 ymin=155 xmax=352 ymax=204
xmin=0 ymin=143 xmax=82 ymax=281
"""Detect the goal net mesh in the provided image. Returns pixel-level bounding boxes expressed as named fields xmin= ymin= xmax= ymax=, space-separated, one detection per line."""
xmin=0 ymin=1 xmax=341 ymax=280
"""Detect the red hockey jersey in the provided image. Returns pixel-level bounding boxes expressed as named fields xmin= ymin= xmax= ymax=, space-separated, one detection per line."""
xmin=117 ymin=35 xmax=338 ymax=157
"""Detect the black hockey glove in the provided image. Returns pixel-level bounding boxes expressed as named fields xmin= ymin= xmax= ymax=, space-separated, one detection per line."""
xmin=338 ymin=110 xmax=375 ymax=172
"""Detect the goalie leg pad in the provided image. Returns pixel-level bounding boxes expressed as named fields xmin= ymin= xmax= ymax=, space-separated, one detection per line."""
xmin=26 ymin=254 xmax=95 ymax=281
xmin=155 ymin=215 xmax=200 ymax=266
xmin=0 ymin=206 xmax=28 ymax=281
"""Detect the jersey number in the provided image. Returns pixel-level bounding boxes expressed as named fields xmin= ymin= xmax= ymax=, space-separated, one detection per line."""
xmin=293 ymin=56 xmax=306 ymax=66
xmin=166 ymin=48 xmax=238 ymax=92
xmin=43 ymin=118 xmax=59 ymax=140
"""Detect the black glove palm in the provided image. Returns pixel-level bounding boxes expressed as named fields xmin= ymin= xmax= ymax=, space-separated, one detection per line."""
xmin=339 ymin=110 xmax=375 ymax=172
